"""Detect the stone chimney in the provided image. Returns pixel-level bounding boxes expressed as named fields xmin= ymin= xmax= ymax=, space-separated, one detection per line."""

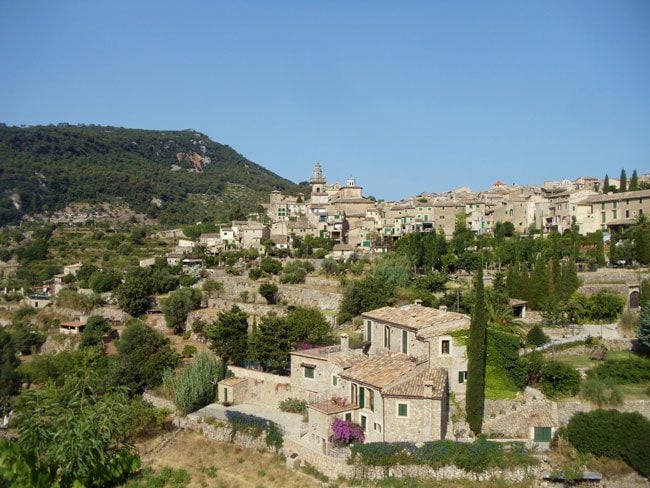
xmin=438 ymin=305 xmax=448 ymax=313
xmin=423 ymin=379 xmax=436 ymax=398
xmin=340 ymin=333 xmax=349 ymax=352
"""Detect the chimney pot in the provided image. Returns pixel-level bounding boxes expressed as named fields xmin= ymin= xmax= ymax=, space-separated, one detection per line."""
xmin=340 ymin=333 xmax=349 ymax=352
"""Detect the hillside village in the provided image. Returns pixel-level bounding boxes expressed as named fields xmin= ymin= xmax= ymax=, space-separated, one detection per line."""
xmin=1 ymin=164 xmax=650 ymax=487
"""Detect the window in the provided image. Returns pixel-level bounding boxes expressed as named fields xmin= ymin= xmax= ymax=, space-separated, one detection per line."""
xmin=401 ymin=330 xmax=408 ymax=354
xmin=374 ymin=422 xmax=382 ymax=432
xmin=361 ymin=415 xmax=367 ymax=431
xmin=366 ymin=320 xmax=372 ymax=342
xmin=612 ymin=210 xmax=617 ymax=219
xmin=601 ymin=203 xmax=605 ymax=210
xmin=359 ymin=387 xmax=365 ymax=409
xmin=397 ymin=403 xmax=408 ymax=417
xmin=367 ymin=389 xmax=374 ymax=412
xmin=626 ymin=210 xmax=630 ymax=218
xmin=345 ymin=412 xmax=352 ymax=422
xmin=351 ymin=384 xmax=358 ymax=404
xmin=601 ymin=212 xmax=606 ymax=223
xmin=332 ymin=375 xmax=338 ymax=387
xmin=613 ymin=201 xmax=617 ymax=209
xmin=384 ymin=326 xmax=391 ymax=349
xmin=441 ymin=339 xmax=450 ymax=355
xmin=458 ymin=371 xmax=468 ymax=384
xmin=303 ymin=366 xmax=315 ymax=379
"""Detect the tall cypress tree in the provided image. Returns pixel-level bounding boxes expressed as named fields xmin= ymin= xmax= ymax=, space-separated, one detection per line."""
xmin=466 ymin=263 xmax=487 ymax=435
xmin=619 ymin=169 xmax=627 ymax=193
xmin=530 ymin=255 xmax=550 ymax=310
xmin=630 ymin=169 xmax=639 ymax=191
xmin=603 ymin=174 xmax=610 ymax=193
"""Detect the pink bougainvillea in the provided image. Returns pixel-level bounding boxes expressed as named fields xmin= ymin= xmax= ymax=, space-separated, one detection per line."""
xmin=331 ymin=418 xmax=365 ymax=445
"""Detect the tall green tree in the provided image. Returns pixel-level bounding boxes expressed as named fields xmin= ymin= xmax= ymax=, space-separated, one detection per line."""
xmin=634 ymin=216 xmax=650 ymax=265
xmin=603 ymin=174 xmax=610 ymax=193
xmin=285 ymin=307 xmax=331 ymax=346
xmin=466 ymin=264 xmax=487 ymax=435
xmin=529 ymin=255 xmax=550 ymax=310
xmin=630 ymin=169 xmax=639 ymax=191
xmin=206 ymin=305 xmax=249 ymax=368
xmin=639 ymin=304 xmax=650 ymax=351
xmin=619 ymin=168 xmax=627 ymax=193
xmin=248 ymin=314 xmax=292 ymax=372
xmin=0 ymin=329 xmax=20 ymax=413
xmin=162 ymin=287 xmax=202 ymax=333
xmin=114 ymin=274 xmax=150 ymax=316
xmin=6 ymin=377 xmax=140 ymax=487
xmin=110 ymin=319 xmax=179 ymax=393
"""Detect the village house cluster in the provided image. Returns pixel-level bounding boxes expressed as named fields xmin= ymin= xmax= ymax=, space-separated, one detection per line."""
xmin=162 ymin=164 xmax=650 ymax=260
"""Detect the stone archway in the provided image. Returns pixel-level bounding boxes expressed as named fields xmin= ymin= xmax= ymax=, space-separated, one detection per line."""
xmin=629 ymin=290 xmax=640 ymax=309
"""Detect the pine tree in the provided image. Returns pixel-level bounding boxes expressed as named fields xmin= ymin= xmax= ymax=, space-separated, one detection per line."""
xmin=603 ymin=174 xmax=610 ymax=193
xmin=466 ymin=264 xmax=487 ymax=435
xmin=619 ymin=169 xmax=627 ymax=193
xmin=630 ymin=169 xmax=639 ymax=191
xmin=561 ymin=258 xmax=580 ymax=301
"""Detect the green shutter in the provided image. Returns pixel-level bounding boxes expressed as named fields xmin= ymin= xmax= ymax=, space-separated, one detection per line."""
xmin=402 ymin=330 xmax=408 ymax=354
xmin=534 ymin=427 xmax=552 ymax=442
xmin=345 ymin=413 xmax=352 ymax=422
xmin=398 ymin=403 xmax=408 ymax=417
xmin=458 ymin=371 xmax=464 ymax=383
xmin=359 ymin=387 xmax=365 ymax=408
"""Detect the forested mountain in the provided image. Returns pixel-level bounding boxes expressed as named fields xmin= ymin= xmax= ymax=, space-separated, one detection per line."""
xmin=0 ymin=124 xmax=305 ymax=225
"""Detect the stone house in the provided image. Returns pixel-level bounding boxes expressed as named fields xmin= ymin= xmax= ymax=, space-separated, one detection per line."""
xmin=289 ymin=302 xmax=470 ymax=454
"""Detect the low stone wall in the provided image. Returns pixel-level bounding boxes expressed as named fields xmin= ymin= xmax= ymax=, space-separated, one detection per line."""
xmin=351 ymin=464 xmax=543 ymax=483
xmin=579 ymin=269 xmax=649 ymax=285
xmin=283 ymin=438 xmax=355 ymax=479
xmin=557 ymin=399 xmax=650 ymax=424
xmin=142 ymin=392 xmax=176 ymax=411
xmin=227 ymin=366 xmax=293 ymax=406
xmin=202 ymin=274 xmax=342 ymax=311
xmin=174 ymin=415 xmax=269 ymax=450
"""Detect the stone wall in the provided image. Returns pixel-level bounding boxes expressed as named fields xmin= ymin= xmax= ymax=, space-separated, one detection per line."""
xmin=202 ymin=274 xmax=342 ymax=311
xmin=142 ymin=392 xmax=176 ymax=412
xmin=174 ymin=415 xmax=269 ymax=450
xmin=579 ymin=269 xmax=649 ymax=285
xmin=557 ymin=399 xmax=650 ymax=424
xmin=227 ymin=366 xmax=293 ymax=406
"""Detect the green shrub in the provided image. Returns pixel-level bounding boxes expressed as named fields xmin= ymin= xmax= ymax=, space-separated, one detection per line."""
xmin=580 ymin=378 xmax=623 ymax=407
xmin=349 ymin=439 xmax=536 ymax=472
xmin=248 ymin=268 xmax=262 ymax=280
xmin=526 ymin=325 xmax=550 ymax=347
xmin=181 ymin=345 xmax=197 ymax=357
xmin=278 ymin=397 xmax=307 ymax=414
xmin=589 ymin=357 xmax=650 ymax=384
xmin=540 ymin=360 xmax=580 ymax=398
xmin=265 ymin=421 xmax=283 ymax=451
xmin=567 ymin=409 xmax=650 ymax=477
xmin=173 ymin=352 xmax=224 ymax=414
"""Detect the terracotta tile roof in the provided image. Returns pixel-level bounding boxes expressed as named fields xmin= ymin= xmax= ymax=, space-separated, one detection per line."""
xmin=362 ymin=305 xmax=470 ymax=332
xmin=219 ymin=377 xmax=248 ymax=386
xmin=329 ymin=354 xmax=369 ymax=369
xmin=339 ymin=353 xmax=424 ymax=389
xmin=60 ymin=321 xmax=85 ymax=328
xmin=291 ymin=345 xmax=342 ymax=360
xmin=383 ymin=369 xmax=447 ymax=399
xmin=309 ymin=400 xmax=359 ymax=415
xmin=582 ymin=189 xmax=650 ymax=203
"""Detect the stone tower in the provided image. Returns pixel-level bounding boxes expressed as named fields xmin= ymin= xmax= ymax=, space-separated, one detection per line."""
xmin=310 ymin=162 xmax=326 ymax=194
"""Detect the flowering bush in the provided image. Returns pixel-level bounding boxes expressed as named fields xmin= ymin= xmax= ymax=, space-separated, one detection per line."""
xmin=331 ymin=418 xmax=364 ymax=445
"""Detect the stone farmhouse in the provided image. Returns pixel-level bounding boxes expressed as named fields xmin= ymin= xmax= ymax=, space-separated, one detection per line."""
xmin=288 ymin=301 xmax=469 ymax=453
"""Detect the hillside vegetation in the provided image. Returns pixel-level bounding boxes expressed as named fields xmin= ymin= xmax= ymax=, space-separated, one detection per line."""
xmin=0 ymin=124 xmax=306 ymax=225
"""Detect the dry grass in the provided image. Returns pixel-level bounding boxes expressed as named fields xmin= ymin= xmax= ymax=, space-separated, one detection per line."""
xmin=137 ymin=429 xmax=322 ymax=488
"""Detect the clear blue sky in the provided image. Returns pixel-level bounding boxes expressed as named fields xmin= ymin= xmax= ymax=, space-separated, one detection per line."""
xmin=1 ymin=1 xmax=648 ymax=200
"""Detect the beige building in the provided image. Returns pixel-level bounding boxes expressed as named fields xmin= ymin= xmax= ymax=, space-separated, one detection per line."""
xmin=581 ymin=189 xmax=650 ymax=231
xmin=289 ymin=302 xmax=469 ymax=454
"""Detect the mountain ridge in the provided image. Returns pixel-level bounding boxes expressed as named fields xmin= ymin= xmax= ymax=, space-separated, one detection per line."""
xmin=0 ymin=123 xmax=306 ymax=226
